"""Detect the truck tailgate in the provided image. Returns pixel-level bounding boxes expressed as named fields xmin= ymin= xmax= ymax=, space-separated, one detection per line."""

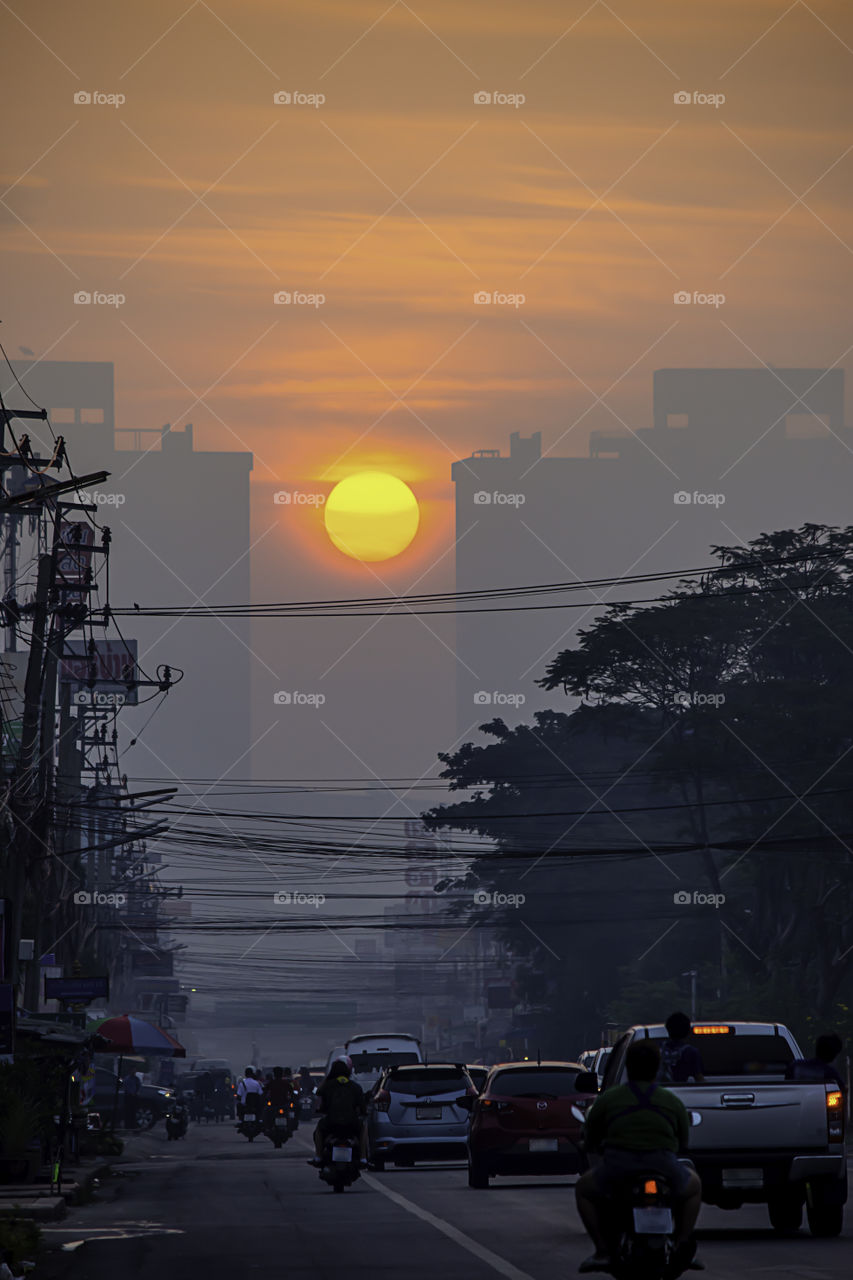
xmin=673 ymin=1083 xmax=829 ymax=1151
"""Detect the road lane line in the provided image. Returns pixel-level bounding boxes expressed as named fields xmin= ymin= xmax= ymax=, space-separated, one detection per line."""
xmin=362 ymin=1172 xmax=538 ymax=1280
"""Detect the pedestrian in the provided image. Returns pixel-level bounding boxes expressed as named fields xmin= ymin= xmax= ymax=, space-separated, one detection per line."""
xmin=785 ymin=1033 xmax=846 ymax=1090
xmin=123 ymin=1068 xmax=141 ymax=1128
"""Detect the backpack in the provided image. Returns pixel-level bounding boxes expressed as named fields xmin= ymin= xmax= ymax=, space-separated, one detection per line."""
xmin=659 ymin=1039 xmax=687 ymax=1083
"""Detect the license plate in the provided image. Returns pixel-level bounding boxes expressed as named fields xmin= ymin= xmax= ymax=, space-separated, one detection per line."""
xmin=416 ymin=1107 xmax=442 ymax=1120
xmin=633 ymin=1206 xmax=674 ymax=1235
xmin=331 ymin=1146 xmax=353 ymax=1162
xmin=722 ymin=1168 xmax=763 ymax=1188
xmin=274 ymin=1116 xmax=287 ymax=1126
xmin=529 ymin=1137 xmax=558 ymax=1152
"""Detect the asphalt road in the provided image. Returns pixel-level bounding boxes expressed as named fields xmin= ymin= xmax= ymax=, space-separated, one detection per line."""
xmin=44 ymin=1122 xmax=851 ymax=1280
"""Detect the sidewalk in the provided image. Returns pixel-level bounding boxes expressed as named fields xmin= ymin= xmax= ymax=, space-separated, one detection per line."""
xmin=0 ymin=1127 xmax=161 ymax=1222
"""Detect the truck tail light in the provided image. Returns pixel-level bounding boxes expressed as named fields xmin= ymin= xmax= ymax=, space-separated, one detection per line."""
xmin=826 ymin=1089 xmax=844 ymax=1142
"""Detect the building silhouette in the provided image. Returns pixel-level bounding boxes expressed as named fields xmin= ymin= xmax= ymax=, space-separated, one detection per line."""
xmin=452 ymin=367 xmax=852 ymax=731
xmin=3 ymin=360 xmax=253 ymax=780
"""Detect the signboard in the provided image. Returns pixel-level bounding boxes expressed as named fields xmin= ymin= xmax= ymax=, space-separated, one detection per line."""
xmin=44 ymin=975 xmax=109 ymax=1004
xmin=59 ymin=639 xmax=138 ymax=705
xmin=0 ymin=982 xmax=15 ymax=1053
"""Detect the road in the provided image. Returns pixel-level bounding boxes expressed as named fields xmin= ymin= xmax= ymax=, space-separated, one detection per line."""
xmin=45 ymin=1122 xmax=850 ymax=1280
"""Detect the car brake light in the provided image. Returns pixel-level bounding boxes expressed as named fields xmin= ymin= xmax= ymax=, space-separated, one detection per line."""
xmin=827 ymin=1089 xmax=845 ymax=1141
xmin=692 ymin=1025 xmax=732 ymax=1035
xmin=644 ymin=1179 xmax=658 ymax=1195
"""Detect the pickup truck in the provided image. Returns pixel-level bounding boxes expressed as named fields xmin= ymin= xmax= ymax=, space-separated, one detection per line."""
xmin=595 ymin=1021 xmax=847 ymax=1237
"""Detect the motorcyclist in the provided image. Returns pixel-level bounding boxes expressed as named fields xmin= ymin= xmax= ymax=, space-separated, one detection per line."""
xmin=264 ymin=1066 xmax=295 ymax=1110
xmin=310 ymin=1058 xmax=367 ymax=1168
xmin=575 ymin=1040 xmax=702 ymax=1276
xmin=237 ymin=1066 xmax=263 ymax=1123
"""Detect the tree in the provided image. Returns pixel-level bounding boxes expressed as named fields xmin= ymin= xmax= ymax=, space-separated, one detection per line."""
xmin=428 ymin=526 xmax=853 ymax=1039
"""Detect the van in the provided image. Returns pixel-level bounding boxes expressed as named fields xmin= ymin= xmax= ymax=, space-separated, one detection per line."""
xmin=344 ymin=1033 xmax=423 ymax=1087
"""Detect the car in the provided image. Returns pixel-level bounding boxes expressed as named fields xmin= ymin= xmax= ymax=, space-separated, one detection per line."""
xmin=465 ymin=1065 xmax=489 ymax=1093
xmin=367 ymin=1062 xmax=478 ymax=1170
xmin=577 ymin=1047 xmax=612 ymax=1087
xmin=88 ymin=1067 xmax=175 ymax=1129
xmin=178 ymin=1067 xmax=236 ymax=1119
xmin=464 ymin=1060 xmax=596 ymax=1188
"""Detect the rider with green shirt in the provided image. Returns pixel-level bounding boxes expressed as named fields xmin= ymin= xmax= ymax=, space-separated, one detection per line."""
xmin=575 ymin=1040 xmax=702 ymax=1276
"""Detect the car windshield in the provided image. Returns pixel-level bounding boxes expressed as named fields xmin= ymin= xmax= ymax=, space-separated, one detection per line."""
xmin=490 ymin=1069 xmax=583 ymax=1098
xmin=349 ymin=1051 xmax=420 ymax=1071
xmin=386 ymin=1068 xmax=469 ymax=1096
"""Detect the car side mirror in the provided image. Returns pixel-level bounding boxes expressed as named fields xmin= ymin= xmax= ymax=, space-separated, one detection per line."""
xmin=574 ymin=1071 xmax=599 ymax=1094
xmin=455 ymin=1095 xmax=474 ymax=1110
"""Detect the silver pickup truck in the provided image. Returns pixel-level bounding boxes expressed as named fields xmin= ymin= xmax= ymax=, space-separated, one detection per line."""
xmin=598 ymin=1021 xmax=847 ymax=1237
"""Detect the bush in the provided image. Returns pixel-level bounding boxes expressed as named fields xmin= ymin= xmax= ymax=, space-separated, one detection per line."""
xmin=0 ymin=1218 xmax=42 ymax=1268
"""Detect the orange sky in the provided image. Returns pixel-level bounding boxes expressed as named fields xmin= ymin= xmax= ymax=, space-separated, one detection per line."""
xmin=4 ymin=0 xmax=853 ymax=580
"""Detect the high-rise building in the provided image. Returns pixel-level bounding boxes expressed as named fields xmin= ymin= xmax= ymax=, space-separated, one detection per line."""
xmin=3 ymin=360 xmax=253 ymax=780
xmin=452 ymin=368 xmax=852 ymax=730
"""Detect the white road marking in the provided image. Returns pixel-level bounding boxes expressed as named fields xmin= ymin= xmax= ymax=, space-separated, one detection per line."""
xmin=362 ymin=1172 xmax=539 ymax=1280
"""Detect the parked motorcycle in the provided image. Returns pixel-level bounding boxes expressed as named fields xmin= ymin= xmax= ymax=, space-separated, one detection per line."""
xmin=165 ymin=1103 xmax=189 ymax=1141
xmin=318 ymin=1132 xmax=361 ymax=1193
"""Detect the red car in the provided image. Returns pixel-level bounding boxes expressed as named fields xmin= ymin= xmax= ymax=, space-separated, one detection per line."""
xmin=464 ymin=1060 xmax=596 ymax=1188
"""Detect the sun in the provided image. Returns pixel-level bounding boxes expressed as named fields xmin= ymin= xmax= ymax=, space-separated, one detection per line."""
xmin=324 ymin=472 xmax=420 ymax=562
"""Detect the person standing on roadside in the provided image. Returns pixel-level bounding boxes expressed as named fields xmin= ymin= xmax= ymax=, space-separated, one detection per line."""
xmin=123 ymin=1068 xmax=141 ymax=1129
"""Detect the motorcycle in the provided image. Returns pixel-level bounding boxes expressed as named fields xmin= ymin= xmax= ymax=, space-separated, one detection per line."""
xmin=165 ymin=1103 xmax=189 ymax=1141
xmin=606 ymin=1168 xmax=681 ymax=1279
xmin=571 ymin=1104 xmax=701 ymax=1280
xmin=237 ymin=1097 xmax=264 ymax=1142
xmin=318 ymin=1132 xmax=361 ymax=1193
xmin=264 ymin=1101 xmax=291 ymax=1149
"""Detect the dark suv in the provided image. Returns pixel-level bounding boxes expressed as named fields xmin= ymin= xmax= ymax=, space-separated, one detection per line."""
xmin=89 ymin=1067 xmax=175 ymax=1130
xmin=366 ymin=1063 xmax=477 ymax=1170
